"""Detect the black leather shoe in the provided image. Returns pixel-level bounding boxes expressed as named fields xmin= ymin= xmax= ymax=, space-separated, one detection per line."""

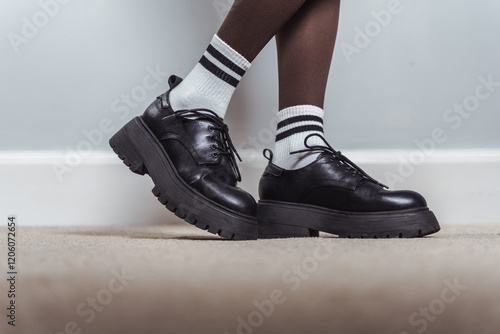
xmin=258 ymin=134 xmax=440 ymax=239
xmin=109 ymin=75 xmax=257 ymax=240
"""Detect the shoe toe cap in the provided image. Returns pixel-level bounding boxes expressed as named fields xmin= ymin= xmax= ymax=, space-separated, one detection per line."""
xmin=195 ymin=175 xmax=257 ymax=217
xmin=220 ymin=186 xmax=257 ymax=216
xmin=382 ymin=189 xmax=428 ymax=210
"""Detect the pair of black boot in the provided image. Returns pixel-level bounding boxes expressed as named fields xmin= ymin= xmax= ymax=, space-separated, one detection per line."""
xmin=110 ymin=75 xmax=440 ymax=240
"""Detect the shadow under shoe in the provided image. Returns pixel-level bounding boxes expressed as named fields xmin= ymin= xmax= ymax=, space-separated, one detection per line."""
xmin=258 ymin=134 xmax=441 ymax=239
xmin=109 ymin=75 xmax=257 ymax=240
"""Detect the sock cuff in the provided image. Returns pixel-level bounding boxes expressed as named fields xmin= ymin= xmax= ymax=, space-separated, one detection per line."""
xmin=273 ymin=105 xmax=325 ymax=170
xmin=278 ymin=105 xmax=324 ymax=121
xmin=212 ymin=34 xmax=251 ymax=71
xmin=276 ymin=105 xmax=324 ymax=142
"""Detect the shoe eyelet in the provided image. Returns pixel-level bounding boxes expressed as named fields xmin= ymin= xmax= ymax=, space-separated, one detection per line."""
xmin=210 ymin=144 xmax=217 ymax=150
xmin=208 ymin=126 xmax=214 ymax=132
xmin=212 ymin=153 xmax=218 ymax=158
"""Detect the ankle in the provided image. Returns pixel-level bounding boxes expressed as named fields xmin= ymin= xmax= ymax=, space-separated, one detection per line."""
xmin=272 ymin=105 xmax=325 ymax=170
xmin=170 ymin=83 xmax=228 ymax=118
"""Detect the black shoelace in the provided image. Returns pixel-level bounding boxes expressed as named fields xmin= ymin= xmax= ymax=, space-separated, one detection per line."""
xmin=291 ymin=133 xmax=388 ymax=189
xmin=162 ymin=109 xmax=242 ymax=182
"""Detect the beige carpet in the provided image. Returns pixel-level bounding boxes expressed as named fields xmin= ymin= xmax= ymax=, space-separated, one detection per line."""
xmin=1 ymin=224 xmax=500 ymax=334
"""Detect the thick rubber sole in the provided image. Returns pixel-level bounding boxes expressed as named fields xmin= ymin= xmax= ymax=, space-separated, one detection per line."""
xmin=109 ymin=117 xmax=257 ymax=240
xmin=257 ymin=200 xmax=441 ymax=239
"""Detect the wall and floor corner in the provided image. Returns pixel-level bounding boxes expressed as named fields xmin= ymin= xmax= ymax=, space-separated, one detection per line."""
xmin=2 ymin=149 xmax=500 ymax=226
xmin=1 ymin=0 xmax=499 ymax=226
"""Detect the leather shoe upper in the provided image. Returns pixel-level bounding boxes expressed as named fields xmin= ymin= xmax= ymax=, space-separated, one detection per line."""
xmin=259 ymin=135 xmax=428 ymax=212
xmin=142 ymin=75 xmax=256 ymax=216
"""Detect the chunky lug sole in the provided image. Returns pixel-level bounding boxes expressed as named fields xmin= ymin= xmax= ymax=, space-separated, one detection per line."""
xmin=109 ymin=117 xmax=257 ymax=240
xmin=257 ymin=200 xmax=440 ymax=239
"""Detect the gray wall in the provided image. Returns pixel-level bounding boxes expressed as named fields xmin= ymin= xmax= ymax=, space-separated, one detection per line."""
xmin=2 ymin=0 xmax=499 ymax=152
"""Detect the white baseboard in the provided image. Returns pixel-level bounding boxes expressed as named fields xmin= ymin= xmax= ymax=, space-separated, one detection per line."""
xmin=1 ymin=149 xmax=499 ymax=226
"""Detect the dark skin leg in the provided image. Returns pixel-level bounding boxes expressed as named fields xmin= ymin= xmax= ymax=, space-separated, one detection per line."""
xmin=218 ymin=0 xmax=341 ymax=110
xmin=277 ymin=0 xmax=341 ymax=110
xmin=217 ymin=0 xmax=308 ymax=62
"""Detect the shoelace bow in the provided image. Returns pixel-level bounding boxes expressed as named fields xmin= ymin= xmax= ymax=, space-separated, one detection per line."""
xmin=291 ymin=133 xmax=388 ymax=189
xmin=162 ymin=109 xmax=242 ymax=182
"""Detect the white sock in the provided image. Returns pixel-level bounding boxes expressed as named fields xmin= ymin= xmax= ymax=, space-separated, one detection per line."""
xmin=169 ymin=34 xmax=251 ymax=119
xmin=273 ymin=105 xmax=325 ymax=170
